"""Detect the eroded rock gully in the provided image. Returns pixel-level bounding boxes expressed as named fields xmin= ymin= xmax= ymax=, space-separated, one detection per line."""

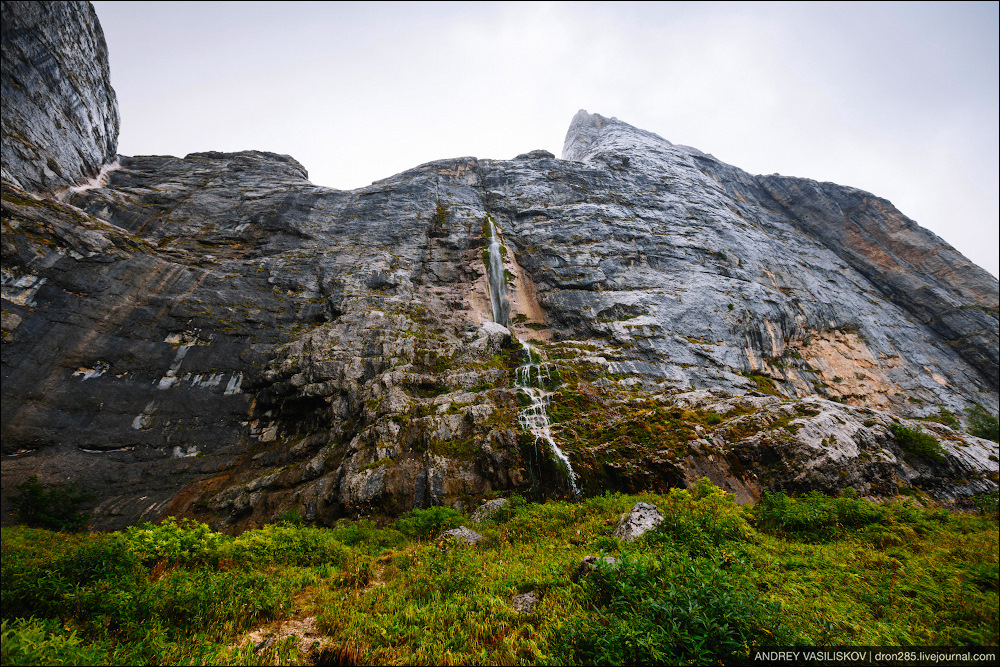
xmin=1 ymin=2 xmax=997 ymax=532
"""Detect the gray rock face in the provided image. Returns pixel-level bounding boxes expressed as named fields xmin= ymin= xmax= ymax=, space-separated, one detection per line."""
xmin=1 ymin=1 xmax=119 ymax=192
xmin=613 ymin=502 xmax=663 ymax=541
xmin=1 ymin=4 xmax=996 ymax=531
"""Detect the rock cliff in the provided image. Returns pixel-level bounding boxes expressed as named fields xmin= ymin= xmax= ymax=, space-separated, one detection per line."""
xmin=1 ymin=1 xmax=119 ymax=193
xmin=2 ymin=3 xmax=997 ymax=531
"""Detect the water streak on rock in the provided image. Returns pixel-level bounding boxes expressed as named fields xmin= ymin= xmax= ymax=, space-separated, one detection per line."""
xmin=486 ymin=217 xmax=510 ymax=328
xmin=515 ymin=342 xmax=578 ymax=496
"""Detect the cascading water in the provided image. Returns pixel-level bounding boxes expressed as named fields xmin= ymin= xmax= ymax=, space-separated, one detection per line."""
xmin=515 ymin=342 xmax=579 ymax=497
xmin=486 ymin=217 xmax=511 ymax=327
xmin=483 ymin=218 xmax=578 ymax=496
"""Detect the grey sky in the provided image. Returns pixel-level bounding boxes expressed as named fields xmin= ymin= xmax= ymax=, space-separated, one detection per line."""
xmin=91 ymin=1 xmax=999 ymax=277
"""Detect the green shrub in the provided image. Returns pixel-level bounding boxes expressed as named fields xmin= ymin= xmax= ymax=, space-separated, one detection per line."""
xmin=888 ymin=423 xmax=946 ymax=463
xmin=327 ymin=520 xmax=406 ymax=553
xmin=752 ymin=490 xmax=889 ymax=541
xmin=2 ymin=532 xmax=139 ymax=620
xmin=973 ymin=490 xmax=999 ymax=520
xmin=642 ymin=480 xmax=751 ymax=554
xmin=124 ymin=516 xmax=230 ymax=566
xmin=394 ymin=506 xmax=464 ymax=539
xmin=561 ymin=550 xmax=793 ymax=664
xmin=484 ymin=494 xmax=528 ymax=524
xmin=230 ymin=524 xmax=350 ymax=566
xmin=9 ymin=476 xmax=94 ymax=532
xmin=0 ymin=617 xmax=105 ymax=666
xmin=967 ymin=406 xmax=999 ymax=443
xmin=275 ymin=508 xmax=304 ymax=526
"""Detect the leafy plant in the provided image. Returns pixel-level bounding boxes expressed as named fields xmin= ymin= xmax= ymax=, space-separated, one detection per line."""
xmin=0 ymin=617 xmax=105 ymax=666
xmin=973 ymin=490 xmax=999 ymax=520
xmin=275 ymin=508 xmax=304 ymax=526
xmin=888 ymin=423 xmax=946 ymax=463
xmin=394 ymin=506 xmax=464 ymax=540
xmin=752 ymin=489 xmax=890 ymax=541
xmin=967 ymin=406 xmax=999 ymax=443
xmin=124 ymin=517 xmax=229 ymax=566
xmin=561 ymin=550 xmax=793 ymax=664
xmin=9 ymin=476 xmax=94 ymax=532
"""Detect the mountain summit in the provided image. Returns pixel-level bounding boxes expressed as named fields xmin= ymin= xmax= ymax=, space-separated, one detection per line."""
xmin=2 ymin=2 xmax=996 ymax=531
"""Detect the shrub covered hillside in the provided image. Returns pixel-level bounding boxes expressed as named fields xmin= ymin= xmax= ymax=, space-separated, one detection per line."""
xmin=2 ymin=481 xmax=997 ymax=666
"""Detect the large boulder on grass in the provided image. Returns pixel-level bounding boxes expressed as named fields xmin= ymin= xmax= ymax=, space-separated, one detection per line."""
xmin=613 ymin=502 xmax=663 ymax=542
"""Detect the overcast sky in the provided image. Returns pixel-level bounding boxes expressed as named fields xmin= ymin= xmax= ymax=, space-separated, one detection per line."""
xmin=91 ymin=1 xmax=999 ymax=277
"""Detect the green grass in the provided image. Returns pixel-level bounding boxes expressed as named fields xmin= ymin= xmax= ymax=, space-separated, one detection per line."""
xmin=2 ymin=482 xmax=996 ymax=665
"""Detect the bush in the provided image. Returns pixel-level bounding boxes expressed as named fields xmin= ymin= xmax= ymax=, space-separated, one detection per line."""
xmin=229 ymin=524 xmax=350 ymax=566
xmin=967 ymin=406 xmax=999 ymax=443
xmin=9 ymin=476 xmax=94 ymax=532
xmin=561 ymin=550 xmax=792 ymax=664
xmin=752 ymin=490 xmax=889 ymax=541
xmin=2 ymin=531 xmax=139 ymax=620
xmin=124 ymin=517 xmax=229 ymax=566
xmin=888 ymin=423 xmax=946 ymax=463
xmin=394 ymin=506 xmax=464 ymax=540
xmin=973 ymin=490 xmax=999 ymax=520
xmin=484 ymin=495 xmax=528 ymax=524
xmin=275 ymin=508 xmax=304 ymax=526
xmin=642 ymin=480 xmax=751 ymax=554
xmin=0 ymin=617 xmax=105 ymax=666
xmin=327 ymin=520 xmax=406 ymax=552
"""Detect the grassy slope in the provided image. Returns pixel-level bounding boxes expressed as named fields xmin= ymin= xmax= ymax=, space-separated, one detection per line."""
xmin=2 ymin=485 xmax=997 ymax=666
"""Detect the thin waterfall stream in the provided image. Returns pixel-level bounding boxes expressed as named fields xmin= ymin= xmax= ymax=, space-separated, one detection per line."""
xmin=486 ymin=217 xmax=510 ymax=327
xmin=515 ymin=342 xmax=579 ymax=496
xmin=483 ymin=217 xmax=579 ymax=495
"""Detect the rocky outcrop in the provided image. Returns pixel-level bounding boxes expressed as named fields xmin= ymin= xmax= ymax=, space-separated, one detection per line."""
xmin=613 ymin=502 xmax=664 ymax=542
xmin=1 ymin=1 xmax=119 ymax=193
xmin=670 ymin=390 xmax=998 ymax=502
xmin=1 ymin=4 xmax=996 ymax=532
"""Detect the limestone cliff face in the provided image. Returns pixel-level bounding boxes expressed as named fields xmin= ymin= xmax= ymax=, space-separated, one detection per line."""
xmin=1 ymin=1 xmax=119 ymax=192
xmin=1 ymin=5 xmax=997 ymax=531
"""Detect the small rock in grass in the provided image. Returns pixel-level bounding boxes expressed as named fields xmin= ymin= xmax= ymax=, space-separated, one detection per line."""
xmin=511 ymin=590 xmax=539 ymax=613
xmin=571 ymin=555 xmax=618 ymax=583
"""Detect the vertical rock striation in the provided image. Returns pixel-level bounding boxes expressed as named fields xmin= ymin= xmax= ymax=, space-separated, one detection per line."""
xmin=1 ymin=1 xmax=119 ymax=192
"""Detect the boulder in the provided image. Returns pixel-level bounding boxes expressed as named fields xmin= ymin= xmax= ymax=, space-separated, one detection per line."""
xmin=471 ymin=498 xmax=508 ymax=522
xmin=439 ymin=526 xmax=483 ymax=545
xmin=613 ymin=502 xmax=663 ymax=542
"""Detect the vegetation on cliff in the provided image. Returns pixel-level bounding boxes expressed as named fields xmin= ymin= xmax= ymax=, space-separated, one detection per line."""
xmin=2 ymin=481 xmax=996 ymax=666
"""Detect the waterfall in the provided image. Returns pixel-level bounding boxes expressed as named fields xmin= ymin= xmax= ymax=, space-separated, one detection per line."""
xmin=486 ymin=217 xmax=510 ymax=327
xmin=515 ymin=342 xmax=579 ymax=496
xmin=482 ymin=219 xmax=577 ymax=495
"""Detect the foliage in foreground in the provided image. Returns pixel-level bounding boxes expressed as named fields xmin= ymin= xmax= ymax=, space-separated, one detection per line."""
xmin=2 ymin=481 xmax=997 ymax=666
xmin=9 ymin=475 xmax=94 ymax=532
